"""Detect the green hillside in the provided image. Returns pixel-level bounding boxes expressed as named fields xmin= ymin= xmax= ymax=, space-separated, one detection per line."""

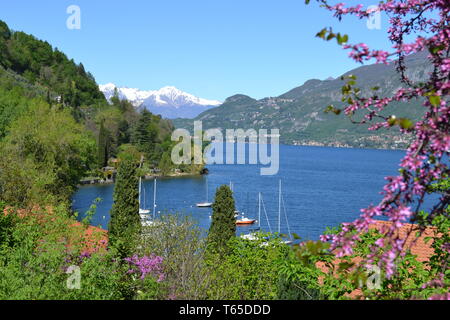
xmin=0 ymin=19 xmax=202 ymax=207
xmin=174 ymin=52 xmax=430 ymax=149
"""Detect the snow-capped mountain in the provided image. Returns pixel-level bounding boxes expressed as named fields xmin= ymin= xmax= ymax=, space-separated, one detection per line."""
xmin=99 ymin=83 xmax=222 ymax=119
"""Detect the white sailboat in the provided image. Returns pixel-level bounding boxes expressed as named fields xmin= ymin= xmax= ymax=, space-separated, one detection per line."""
xmin=140 ymin=178 xmax=157 ymax=227
xmin=196 ymin=177 xmax=213 ymax=208
xmin=278 ymin=180 xmax=293 ymax=245
xmin=152 ymin=178 xmax=157 ymax=218
xmin=139 ymin=177 xmax=151 ymax=216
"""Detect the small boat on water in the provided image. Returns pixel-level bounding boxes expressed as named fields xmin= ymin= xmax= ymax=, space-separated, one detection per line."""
xmin=196 ymin=176 xmax=213 ymax=208
xmin=139 ymin=209 xmax=151 ymax=215
xmin=236 ymin=217 xmax=256 ymax=225
xmin=196 ymin=202 xmax=213 ymax=208
xmin=139 ymin=177 xmax=157 ymax=227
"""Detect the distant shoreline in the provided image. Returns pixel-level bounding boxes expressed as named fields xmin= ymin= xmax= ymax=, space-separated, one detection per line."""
xmin=288 ymin=142 xmax=407 ymax=152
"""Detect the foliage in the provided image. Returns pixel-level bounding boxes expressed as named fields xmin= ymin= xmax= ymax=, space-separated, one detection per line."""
xmin=123 ymin=254 xmax=165 ymax=300
xmin=97 ymin=121 xmax=110 ymax=168
xmin=0 ymin=202 xmax=16 ymax=250
xmin=205 ymin=235 xmax=290 ymax=300
xmin=158 ymin=152 xmax=173 ymax=176
xmin=130 ymin=109 xmax=174 ymax=166
xmin=139 ymin=214 xmax=208 ymax=299
xmin=0 ymin=205 xmax=133 ymax=300
xmin=117 ymin=144 xmax=142 ymax=163
xmin=0 ymin=85 xmax=37 ymax=139
xmin=81 ymin=198 xmax=101 ymax=227
xmin=108 ymin=158 xmax=141 ymax=259
xmin=207 ymin=185 xmax=236 ymax=254
xmin=0 ymin=102 xmax=96 ymax=206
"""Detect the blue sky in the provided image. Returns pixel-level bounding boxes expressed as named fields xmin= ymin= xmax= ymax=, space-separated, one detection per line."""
xmin=1 ymin=0 xmax=392 ymax=101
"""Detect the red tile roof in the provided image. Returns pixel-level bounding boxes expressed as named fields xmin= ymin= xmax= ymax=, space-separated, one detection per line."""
xmin=368 ymin=220 xmax=437 ymax=262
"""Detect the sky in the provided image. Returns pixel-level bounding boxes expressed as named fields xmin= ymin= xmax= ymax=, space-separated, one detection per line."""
xmin=0 ymin=0 xmax=393 ymax=101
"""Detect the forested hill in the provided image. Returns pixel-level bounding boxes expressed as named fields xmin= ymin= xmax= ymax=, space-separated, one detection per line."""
xmin=173 ymin=51 xmax=431 ymax=149
xmin=0 ymin=20 xmax=105 ymax=108
xmin=0 ymin=20 xmax=203 ymax=207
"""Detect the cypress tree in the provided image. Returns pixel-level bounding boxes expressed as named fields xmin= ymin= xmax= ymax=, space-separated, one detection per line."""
xmin=207 ymin=185 xmax=236 ymax=253
xmin=97 ymin=121 xmax=109 ymax=168
xmin=108 ymin=158 xmax=141 ymax=258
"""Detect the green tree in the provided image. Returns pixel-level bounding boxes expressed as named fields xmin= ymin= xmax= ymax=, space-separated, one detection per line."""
xmin=207 ymin=185 xmax=236 ymax=253
xmin=0 ymin=101 xmax=96 ymax=206
xmin=132 ymin=109 xmax=158 ymax=160
xmin=117 ymin=119 xmax=130 ymax=145
xmin=0 ymin=21 xmax=11 ymax=68
xmin=205 ymin=236 xmax=289 ymax=300
xmin=158 ymin=152 xmax=173 ymax=176
xmin=97 ymin=121 xmax=110 ymax=168
xmin=108 ymin=158 xmax=141 ymax=258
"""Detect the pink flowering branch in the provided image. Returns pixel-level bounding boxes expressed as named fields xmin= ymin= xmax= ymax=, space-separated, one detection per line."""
xmin=311 ymin=0 xmax=450 ymax=289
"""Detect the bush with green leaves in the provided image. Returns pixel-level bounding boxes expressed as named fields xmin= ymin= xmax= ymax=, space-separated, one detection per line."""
xmin=138 ymin=214 xmax=208 ymax=300
xmin=0 ymin=101 xmax=96 ymax=206
xmin=205 ymin=234 xmax=291 ymax=300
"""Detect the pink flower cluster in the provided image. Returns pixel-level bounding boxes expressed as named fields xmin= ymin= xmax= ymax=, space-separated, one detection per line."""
xmin=124 ymin=254 xmax=165 ymax=282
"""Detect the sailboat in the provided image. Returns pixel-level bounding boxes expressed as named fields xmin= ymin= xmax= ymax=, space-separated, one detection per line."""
xmin=236 ymin=193 xmax=256 ymax=225
xmin=140 ymin=178 xmax=157 ymax=227
xmin=196 ymin=177 xmax=213 ymax=208
xmin=139 ymin=177 xmax=151 ymax=216
xmin=278 ymin=180 xmax=293 ymax=245
xmin=241 ymin=192 xmax=271 ymax=240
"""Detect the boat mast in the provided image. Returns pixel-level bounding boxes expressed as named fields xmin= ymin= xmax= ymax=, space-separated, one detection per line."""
xmin=258 ymin=192 xmax=261 ymax=228
xmin=206 ymin=177 xmax=208 ymax=202
xmin=139 ymin=177 xmax=142 ymax=210
xmin=138 ymin=155 xmax=144 ymax=211
xmin=153 ymin=178 xmax=157 ymax=218
xmin=143 ymin=182 xmax=146 ymax=210
xmin=278 ymin=180 xmax=282 ymax=234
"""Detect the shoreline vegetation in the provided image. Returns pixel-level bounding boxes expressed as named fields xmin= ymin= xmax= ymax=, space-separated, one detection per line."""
xmin=79 ymin=171 xmax=206 ymax=186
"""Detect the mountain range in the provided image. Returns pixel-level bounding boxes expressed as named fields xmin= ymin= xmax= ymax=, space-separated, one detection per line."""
xmin=173 ymin=51 xmax=430 ymax=149
xmin=99 ymin=84 xmax=221 ymax=119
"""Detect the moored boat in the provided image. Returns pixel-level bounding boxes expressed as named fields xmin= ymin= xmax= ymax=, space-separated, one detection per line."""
xmin=196 ymin=202 xmax=213 ymax=208
xmin=196 ymin=176 xmax=213 ymax=208
xmin=236 ymin=217 xmax=256 ymax=225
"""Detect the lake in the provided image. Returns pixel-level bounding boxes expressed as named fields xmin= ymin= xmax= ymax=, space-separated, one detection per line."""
xmin=72 ymin=145 xmax=407 ymax=240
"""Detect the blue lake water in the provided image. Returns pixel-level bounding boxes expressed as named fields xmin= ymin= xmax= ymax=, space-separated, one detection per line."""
xmin=72 ymin=145 xmax=408 ymax=240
